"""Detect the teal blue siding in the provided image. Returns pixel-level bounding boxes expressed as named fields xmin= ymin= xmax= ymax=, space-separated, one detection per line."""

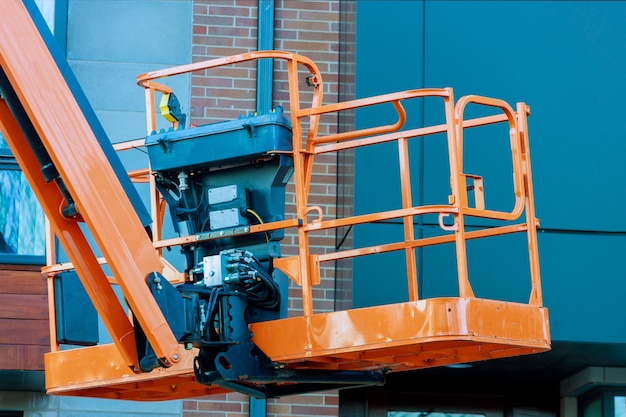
xmin=423 ymin=1 xmax=626 ymax=231
xmin=353 ymin=223 xmax=408 ymax=308
xmin=353 ymin=1 xmax=425 ymax=308
xmin=354 ymin=1 xmax=425 ymax=216
xmin=539 ymin=232 xmax=626 ymax=343
xmin=353 ymin=1 xmax=626 ymax=343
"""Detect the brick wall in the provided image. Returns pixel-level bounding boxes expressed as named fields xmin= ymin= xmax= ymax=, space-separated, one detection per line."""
xmin=187 ymin=1 xmax=354 ymax=416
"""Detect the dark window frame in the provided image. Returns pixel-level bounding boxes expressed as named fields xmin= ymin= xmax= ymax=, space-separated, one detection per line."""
xmin=578 ymin=387 xmax=626 ymax=417
xmin=0 ymin=147 xmax=46 ymax=265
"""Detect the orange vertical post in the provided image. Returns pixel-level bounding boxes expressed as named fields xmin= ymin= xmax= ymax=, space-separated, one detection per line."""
xmin=447 ymin=91 xmax=474 ymax=298
xmin=517 ymin=103 xmax=543 ymax=306
xmin=286 ymin=58 xmax=315 ymax=318
xmin=398 ymin=136 xmax=419 ymax=301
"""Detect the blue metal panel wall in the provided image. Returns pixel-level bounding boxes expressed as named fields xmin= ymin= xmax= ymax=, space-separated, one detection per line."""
xmin=423 ymin=1 xmax=626 ymax=232
xmin=354 ymin=1 xmax=626 ymax=343
xmin=353 ymin=0 xmax=424 ymax=308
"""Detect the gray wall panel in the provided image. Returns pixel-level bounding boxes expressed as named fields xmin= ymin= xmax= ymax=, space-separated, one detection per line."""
xmin=68 ymin=61 xmax=191 ymax=115
xmin=67 ymin=0 xmax=192 ymax=65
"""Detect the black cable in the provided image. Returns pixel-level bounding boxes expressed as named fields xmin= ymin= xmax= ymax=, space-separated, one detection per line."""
xmin=335 ymin=224 xmax=353 ymax=250
xmin=226 ymin=250 xmax=280 ymax=309
xmin=364 ymin=219 xmax=626 ymax=236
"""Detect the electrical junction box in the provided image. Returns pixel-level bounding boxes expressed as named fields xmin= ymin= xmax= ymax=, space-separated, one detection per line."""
xmin=209 ymin=208 xmax=246 ymax=230
xmin=208 ymin=184 xmax=248 ymax=230
xmin=208 ymin=184 xmax=243 ymax=205
xmin=202 ymin=253 xmax=227 ymax=287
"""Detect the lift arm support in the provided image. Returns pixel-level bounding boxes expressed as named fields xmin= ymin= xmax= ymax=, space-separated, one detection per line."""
xmin=0 ymin=0 xmax=180 ymax=370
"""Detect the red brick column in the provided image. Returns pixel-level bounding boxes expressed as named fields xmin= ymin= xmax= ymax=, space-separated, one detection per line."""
xmin=185 ymin=1 xmax=354 ymax=415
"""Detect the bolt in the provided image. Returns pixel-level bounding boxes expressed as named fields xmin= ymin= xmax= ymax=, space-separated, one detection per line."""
xmin=185 ymin=342 xmax=193 ymax=350
xmin=172 ymin=354 xmax=179 ymax=361
xmin=153 ymin=274 xmax=162 ymax=290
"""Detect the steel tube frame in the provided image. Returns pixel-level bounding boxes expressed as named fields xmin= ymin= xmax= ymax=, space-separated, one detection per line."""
xmin=137 ymin=49 xmax=544 ymax=318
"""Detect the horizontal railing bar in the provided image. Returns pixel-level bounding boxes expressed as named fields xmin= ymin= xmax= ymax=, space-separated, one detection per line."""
xmin=304 ymin=205 xmax=458 ymax=232
xmin=316 ymin=223 xmax=528 ymax=263
xmin=295 ymin=88 xmax=451 ymax=118
xmin=312 ymin=113 xmax=509 ymax=155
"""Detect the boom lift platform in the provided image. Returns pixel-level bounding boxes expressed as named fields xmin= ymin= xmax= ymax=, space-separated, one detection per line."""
xmin=0 ymin=0 xmax=549 ymax=401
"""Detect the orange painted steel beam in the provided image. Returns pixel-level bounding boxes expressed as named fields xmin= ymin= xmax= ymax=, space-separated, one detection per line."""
xmin=0 ymin=0 xmax=180 ymax=369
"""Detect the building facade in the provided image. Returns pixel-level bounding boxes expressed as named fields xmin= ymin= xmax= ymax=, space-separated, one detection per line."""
xmin=1 ymin=1 xmax=626 ymax=417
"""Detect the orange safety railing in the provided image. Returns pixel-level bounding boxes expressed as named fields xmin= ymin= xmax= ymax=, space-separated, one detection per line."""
xmin=136 ymin=51 xmax=544 ymax=314
xmin=37 ymin=50 xmax=548 ymax=399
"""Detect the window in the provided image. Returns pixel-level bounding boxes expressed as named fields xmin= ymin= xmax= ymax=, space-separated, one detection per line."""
xmin=579 ymin=389 xmax=626 ymax=417
xmin=0 ymin=133 xmax=45 ymax=264
xmin=615 ymin=396 xmax=626 ymax=417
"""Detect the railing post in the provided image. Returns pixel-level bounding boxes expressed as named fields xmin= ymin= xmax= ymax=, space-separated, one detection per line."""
xmin=518 ymin=102 xmax=543 ymax=306
xmin=446 ymin=90 xmax=474 ymax=298
xmin=398 ymin=136 xmax=419 ymax=301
